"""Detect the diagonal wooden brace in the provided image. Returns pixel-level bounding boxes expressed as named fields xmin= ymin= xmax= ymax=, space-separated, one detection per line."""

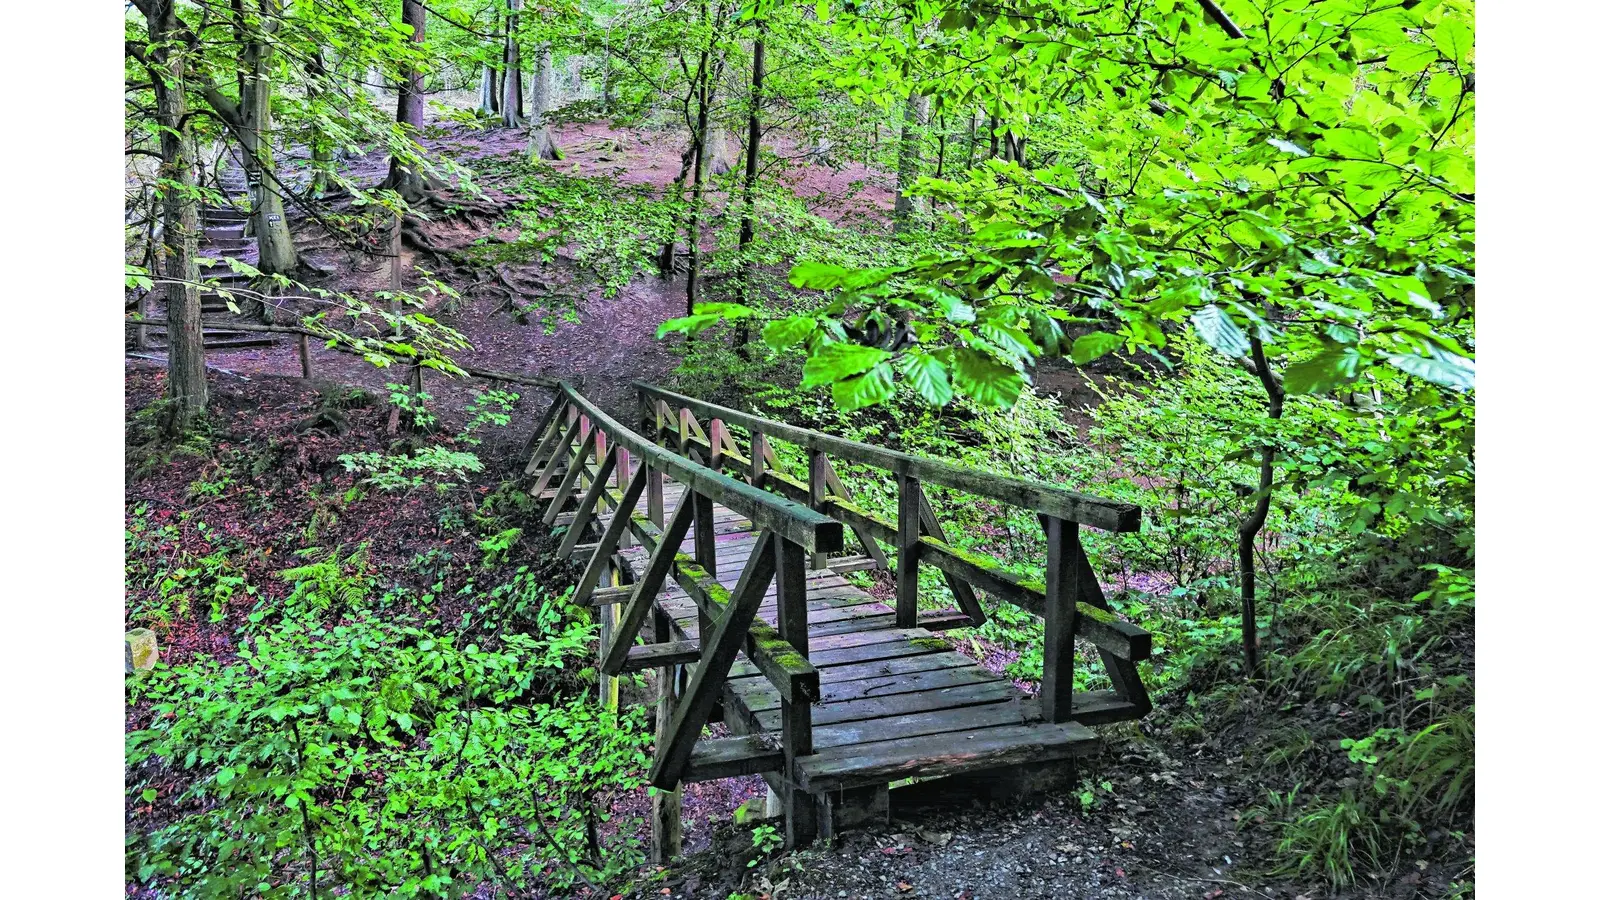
xmin=600 ymin=499 xmax=696 ymax=675
xmin=650 ymin=530 xmax=778 ymax=790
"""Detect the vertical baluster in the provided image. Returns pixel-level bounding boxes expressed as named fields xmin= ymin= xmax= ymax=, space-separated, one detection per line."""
xmin=1039 ymin=516 xmax=1080 ymax=723
xmin=775 ymin=536 xmax=817 ymax=847
xmin=616 ymin=448 xmax=634 ymax=550
xmin=807 ymin=449 xmax=827 ymax=569
xmin=896 ymin=473 xmax=922 ymax=629
xmin=750 ymin=432 xmax=767 ymax=488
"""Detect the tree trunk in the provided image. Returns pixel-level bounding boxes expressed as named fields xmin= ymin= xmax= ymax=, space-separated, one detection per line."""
xmin=529 ymin=42 xmax=561 ymax=160
xmin=1238 ymin=336 xmax=1285 ymax=678
xmin=478 ymin=63 xmax=498 ymax=115
xmin=501 ymin=0 xmax=523 ymax=127
xmin=308 ymin=49 xmax=334 ymax=198
xmin=386 ymin=0 xmax=430 ymax=202
xmin=893 ymin=92 xmax=930 ymax=232
xmin=732 ymin=26 xmax=766 ymax=355
xmin=143 ymin=1 xmax=207 ymax=431
xmin=241 ymin=1 xmax=297 ymax=279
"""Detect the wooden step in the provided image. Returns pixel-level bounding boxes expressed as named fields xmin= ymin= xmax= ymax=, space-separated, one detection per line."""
xmin=796 ymin=719 xmax=1099 ymax=792
xmin=621 ymin=641 xmax=700 ymax=673
xmin=683 ymin=734 xmax=785 ymax=784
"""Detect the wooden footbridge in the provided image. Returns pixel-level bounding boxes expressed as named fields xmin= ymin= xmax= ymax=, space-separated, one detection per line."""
xmin=522 ymin=382 xmax=1151 ymax=858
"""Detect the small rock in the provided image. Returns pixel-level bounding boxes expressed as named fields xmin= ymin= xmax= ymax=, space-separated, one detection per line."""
xmin=126 ymin=628 xmax=159 ymax=674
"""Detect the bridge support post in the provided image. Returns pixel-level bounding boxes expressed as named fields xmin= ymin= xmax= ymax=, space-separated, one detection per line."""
xmin=895 ymin=474 xmax=922 ymax=628
xmin=650 ymin=608 xmax=683 ymax=862
xmin=776 ymin=535 xmax=819 ymax=848
xmin=1039 ymin=516 xmax=1080 ymax=722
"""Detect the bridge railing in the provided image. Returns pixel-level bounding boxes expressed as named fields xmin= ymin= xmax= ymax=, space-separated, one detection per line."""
xmin=633 ymin=381 xmax=1152 ymax=725
xmin=523 ymin=383 xmax=844 ymax=846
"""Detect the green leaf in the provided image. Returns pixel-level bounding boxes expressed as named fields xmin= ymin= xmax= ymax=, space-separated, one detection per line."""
xmin=216 ymin=767 xmax=235 ymax=786
xmin=763 ymin=316 xmax=817 ymax=350
xmin=1433 ymin=17 xmax=1473 ymax=62
xmin=1388 ymin=41 xmax=1439 ymax=74
xmin=1377 ymin=276 xmax=1442 ymax=316
xmin=1319 ymin=127 xmax=1382 ymax=160
xmin=1384 ymin=350 xmax=1474 ymax=392
xmin=1070 ymin=332 xmax=1124 ymax=364
xmin=1283 ymin=345 xmax=1363 ymax=394
xmin=951 ymin=350 xmax=1026 ymax=408
xmin=800 ymin=342 xmax=892 ymax=389
xmin=899 ymin=352 xmax=953 ymax=405
xmin=832 ymin=363 xmax=894 ymax=411
xmin=789 ymin=261 xmax=849 ymax=289
xmin=1190 ymin=305 xmax=1251 ymax=358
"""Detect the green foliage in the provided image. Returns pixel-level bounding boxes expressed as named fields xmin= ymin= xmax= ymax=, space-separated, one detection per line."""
xmin=273 ymin=544 xmax=376 ymax=620
xmin=339 ymin=446 xmax=486 ymax=493
xmin=127 ymin=598 xmax=650 ymax=897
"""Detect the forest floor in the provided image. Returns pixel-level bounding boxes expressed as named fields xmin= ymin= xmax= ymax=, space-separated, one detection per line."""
xmin=126 ymin=120 xmax=1464 ymax=899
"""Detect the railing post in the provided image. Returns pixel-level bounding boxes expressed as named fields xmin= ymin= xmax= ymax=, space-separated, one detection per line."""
xmin=775 ymin=535 xmax=818 ymax=847
xmin=896 ymin=473 xmax=922 ymax=629
xmin=693 ymin=486 xmax=717 ymax=640
xmin=1039 ymin=516 xmax=1081 ymax=723
xmin=750 ymin=432 xmax=767 ymax=488
xmin=651 ymin=601 xmax=683 ymax=863
xmin=617 ymin=448 xmax=634 ymax=550
xmin=807 ymin=450 xmax=828 ymax=569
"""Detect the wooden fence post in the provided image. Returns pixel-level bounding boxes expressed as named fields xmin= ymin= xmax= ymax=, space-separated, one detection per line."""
xmin=896 ymin=474 xmax=922 ymax=629
xmin=775 ymin=535 xmax=818 ymax=847
xmin=297 ymin=332 xmax=312 ymax=380
xmin=1039 ymin=516 xmax=1080 ymax=722
xmin=651 ymin=602 xmax=684 ymax=863
xmin=807 ymin=450 xmax=828 ymax=569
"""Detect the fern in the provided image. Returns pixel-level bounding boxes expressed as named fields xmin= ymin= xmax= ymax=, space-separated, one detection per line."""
xmin=277 ymin=544 xmax=374 ymax=617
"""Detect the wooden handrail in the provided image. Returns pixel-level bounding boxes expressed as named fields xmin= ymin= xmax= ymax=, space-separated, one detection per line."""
xmin=561 ymin=384 xmax=844 ymax=556
xmin=633 ymin=382 xmax=1140 ymax=532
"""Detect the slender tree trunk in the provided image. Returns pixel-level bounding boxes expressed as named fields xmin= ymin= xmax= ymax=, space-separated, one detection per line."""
xmin=308 ymin=49 xmax=334 ymax=198
xmin=242 ymin=1 xmax=297 ymax=278
xmin=142 ymin=1 xmax=207 ymax=430
xmin=529 ymin=42 xmax=561 ymax=160
xmin=893 ymin=92 xmax=930 ymax=231
xmin=501 ymin=0 xmax=523 ymax=127
xmin=1238 ymin=336 xmax=1285 ymax=678
xmin=732 ymin=26 xmax=766 ymax=354
xmin=683 ymin=70 xmax=712 ymax=315
xmin=965 ymin=111 xmax=979 ymax=169
xmin=386 ymin=0 xmax=430 ymax=201
xmin=478 ymin=63 xmax=498 ymax=115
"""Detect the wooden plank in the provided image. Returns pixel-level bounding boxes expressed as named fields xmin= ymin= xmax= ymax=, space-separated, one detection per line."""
xmin=529 ymin=415 xmax=581 ymax=492
xmin=541 ymin=427 xmax=597 ymax=523
xmin=683 ymin=734 xmax=785 ymax=783
xmin=1039 ymin=516 xmax=1078 ymax=723
xmin=896 ymin=474 xmax=921 ymax=629
xmin=555 ymin=445 xmax=620 ymax=556
xmin=562 ymin=385 xmax=844 ymax=554
xmin=752 ymin=680 xmax=1016 ymax=730
xmin=623 ymin=641 xmax=700 ymax=673
xmin=797 ymin=720 xmax=1100 ymax=791
xmin=919 ymin=536 xmax=1151 ymax=661
xmin=634 ymin=382 xmax=1141 ymax=531
xmin=600 ymin=500 xmax=695 ymax=676
xmin=569 ymin=470 xmax=648 ymax=607
xmin=918 ymin=492 xmax=988 ymax=627
xmin=671 ymin=557 xmax=820 ymax=704
xmin=820 ymin=455 xmax=890 ymax=570
xmin=740 ymin=664 xmax=1000 ymax=713
xmin=650 ymin=532 xmax=779 ymax=789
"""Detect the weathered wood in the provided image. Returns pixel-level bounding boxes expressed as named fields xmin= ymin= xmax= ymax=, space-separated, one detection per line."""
xmin=807 ymin=450 xmax=829 ymax=569
xmin=896 ymin=474 xmax=922 ymax=629
xmin=797 ymin=720 xmax=1099 ymax=791
xmin=520 ymin=397 xmax=567 ymax=473
xmin=601 ymin=500 xmax=695 ymax=675
xmin=651 ymin=531 xmax=779 ymax=789
xmin=297 ymin=332 xmax=312 ymax=379
xmin=635 ymin=382 xmax=1140 ymax=531
xmin=555 ymin=445 xmax=619 ymax=555
xmin=562 ymin=385 xmax=844 ymax=555
xmin=542 ymin=426 xmax=598 ymax=524
xmin=683 ymin=734 xmax=785 ymax=783
xmin=1040 ymin=516 xmax=1079 ymax=723
xmin=918 ymin=536 xmax=1151 ymax=661
xmin=670 ymin=557 xmax=820 ymax=704
xmin=623 ymin=641 xmax=700 ymax=672
xmin=753 ymin=680 xmax=1016 ymax=731
xmin=651 ymin=655 xmax=683 ymax=863
xmin=774 ymin=533 xmax=819 ymax=848
xmin=917 ymin=491 xmax=987 ymax=626
xmin=530 ymin=416 xmax=582 ymax=493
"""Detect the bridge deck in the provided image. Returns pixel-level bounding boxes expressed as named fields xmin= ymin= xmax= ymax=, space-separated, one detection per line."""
xmin=601 ymin=478 xmax=1100 ymax=794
